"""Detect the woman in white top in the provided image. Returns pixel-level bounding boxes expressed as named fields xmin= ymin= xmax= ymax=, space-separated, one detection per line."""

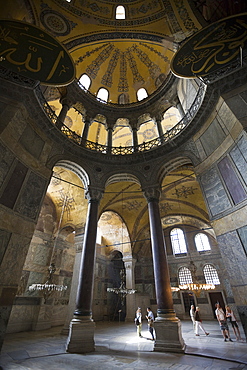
xmin=135 ymin=307 xmax=142 ymax=337
xmin=190 ymin=305 xmax=195 ymax=331
xmin=225 ymin=305 xmax=243 ymax=341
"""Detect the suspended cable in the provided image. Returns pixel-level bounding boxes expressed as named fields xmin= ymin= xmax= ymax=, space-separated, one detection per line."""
xmin=51 ymin=172 xmax=196 ymax=194
xmin=97 ymin=227 xmax=213 ymax=248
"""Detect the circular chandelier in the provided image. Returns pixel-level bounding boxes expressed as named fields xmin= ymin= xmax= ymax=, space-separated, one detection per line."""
xmin=28 ymin=263 xmax=67 ymax=303
xmin=107 ymin=269 xmax=136 ymax=304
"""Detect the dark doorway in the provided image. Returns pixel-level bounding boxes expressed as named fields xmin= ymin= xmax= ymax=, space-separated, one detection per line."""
xmin=182 ymin=292 xmax=195 ymax=315
xmin=107 ymin=251 xmax=126 ymax=321
xmin=209 ymin=292 xmax=225 ymax=318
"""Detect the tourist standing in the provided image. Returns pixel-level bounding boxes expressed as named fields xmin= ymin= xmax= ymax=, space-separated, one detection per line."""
xmin=225 ymin=305 xmax=243 ymax=341
xmin=215 ymin=303 xmax=233 ymax=342
xmin=190 ymin=304 xmax=196 ymax=331
xmin=146 ymin=307 xmax=155 ymax=340
xmin=135 ymin=307 xmax=142 ymax=337
xmin=195 ymin=306 xmax=209 ymax=336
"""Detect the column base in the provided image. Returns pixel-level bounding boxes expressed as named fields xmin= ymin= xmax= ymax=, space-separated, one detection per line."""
xmin=153 ymin=313 xmax=185 ymax=353
xmin=66 ymin=316 xmax=95 ymax=353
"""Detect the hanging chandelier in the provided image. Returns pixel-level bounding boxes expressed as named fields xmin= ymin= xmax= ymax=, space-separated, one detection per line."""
xmin=28 ymin=185 xmax=70 ymax=303
xmin=107 ymin=269 xmax=136 ymax=304
xmin=171 ymin=261 xmax=215 ymax=296
xmin=29 ymin=263 xmax=67 ymax=303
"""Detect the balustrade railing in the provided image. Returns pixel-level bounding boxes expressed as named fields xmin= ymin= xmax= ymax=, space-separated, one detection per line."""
xmin=35 ymin=81 xmax=206 ymax=156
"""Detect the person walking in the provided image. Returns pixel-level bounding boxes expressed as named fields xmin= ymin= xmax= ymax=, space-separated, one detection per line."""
xmin=194 ymin=306 xmax=209 ymax=336
xmin=225 ymin=305 xmax=243 ymax=341
xmin=146 ymin=307 xmax=155 ymax=340
xmin=190 ymin=304 xmax=196 ymax=331
xmin=135 ymin=307 xmax=142 ymax=337
xmin=215 ymin=303 xmax=233 ymax=342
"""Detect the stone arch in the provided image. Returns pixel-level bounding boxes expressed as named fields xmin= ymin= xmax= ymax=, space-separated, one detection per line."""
xmin=98 ymin=210 xmax=132 ymax=256
xmin=55 ymin=160 xmax=90 ymax=190
xmin=105 ymin=173 xmax=141 ymax=187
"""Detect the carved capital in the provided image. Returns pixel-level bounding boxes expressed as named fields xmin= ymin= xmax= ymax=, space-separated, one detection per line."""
xmin=143 ymin=186 xmax=161 ymax=202
xmin=85 ymin=187 xmax=104 ymax=202
xmin=60 ymin=97 xmax=73 ymax=108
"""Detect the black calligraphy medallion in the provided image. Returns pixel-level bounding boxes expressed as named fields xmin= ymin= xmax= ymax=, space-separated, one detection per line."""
xmin=0 ymin=19 xmax=75 ymax=85
xmin=171 ymin=13 xmax=247 ymax=78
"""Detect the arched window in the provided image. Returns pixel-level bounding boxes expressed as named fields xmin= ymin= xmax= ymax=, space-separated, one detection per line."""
xmin=137 ymin=88 xmax=148 ymax=101
xmin=195 ymin=233 xmax=211 ymax=252
xmin=79 ymin=74 xmax=91 ymax=90
xmin=170 ymin=228 xmax=187 ymax=255
xmin=203 ymin=264 xmax=220 ymax=285
xmin=116 ymin=5 xmax=125 ymax=19
xmin=97 ymin=88 xmax=109 ymax=103
xmin=178 ymin=267 xmax=193 ymax=285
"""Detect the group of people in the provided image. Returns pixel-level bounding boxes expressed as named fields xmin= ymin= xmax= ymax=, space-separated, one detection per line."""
xmin=135 ymin=307 xmax=155 ymax=340
xmin=135 ymin=303 xmax=243 ymax=343
xmin=215 ymin=303 xmax=243 ymax=341
xmin=190 ymin=303 xmax=243 ymax=341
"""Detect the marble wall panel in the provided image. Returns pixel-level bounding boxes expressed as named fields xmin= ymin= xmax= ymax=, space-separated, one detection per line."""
xmin=8 ymin=305 xmax=34 ymax=331
xmin=237 ymin=305 xmax=247 ymax=338
xmin=0 ymin=306 xmax=11 ymax=348
xmin=199 ymin=166 xmax=232 ymax=217
xmin=0 ymin=229 xmax=11 ymax=265
xmin=217 ymin=101 xmax=237 ymax=133
xmin=230 ymin=135 xmax=247 ymax=186
xmin=19 ymin=125 xmax=45 ymax=159
xmin=33 ymin=244 xmax=50 ymax=266
xmin=195 ymin=139 xmax=207 ymax=161
xmin=199 ymin=118 xmax=226 ymax=157
xmin=0 ymin=160 xmax=28 ymax=209
xmin=218 ymin=156 xmax=247 ymax=204
xmin=26 ymin=271 xmax=44 ymax=297
xmin=0 ymin=142 xmax=15 ymax=188
xmin=217 ymin=231 xmax=247 ymax=292
xmin=15 ymin=171 xmax=47 ymax=220
xmin=226 ymin=95 xmax=247 ymax=120
xmin=236 ymin=225 xmax=247 ymax=256
xmin=60 ymin=248 xmax=76 ymax=271
xmin=0 ymin=233 xmax=31 ymax=286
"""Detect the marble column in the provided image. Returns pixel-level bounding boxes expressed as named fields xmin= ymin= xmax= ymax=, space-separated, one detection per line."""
xmin=107 ymin=126 xmax=113 ymax=154
xmin=56 ymin=98 xmax=72 ymax=129
xmin=62 ymin=228 xmax=84 ymax=334
xmin=144 ymin=186 xmax=185 ymax=353
xmin=81 ymin=116 xmax=91 ymax=144
xmin=132 ymin=127 xmax=138 ymax=151
xmin=66 ymin=188 xmax=103 ymax=353
xmin=123 ymin=255 xmax=136 ymax=321
xmin=155 ymin=115 xmax=164 ymax=143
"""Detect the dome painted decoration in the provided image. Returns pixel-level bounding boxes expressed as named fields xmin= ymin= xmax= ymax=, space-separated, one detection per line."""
xmin=0 ymin=19 xmax=75 ymax=85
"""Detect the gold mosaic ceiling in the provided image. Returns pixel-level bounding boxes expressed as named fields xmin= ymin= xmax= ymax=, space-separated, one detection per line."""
xmin=2 ymin=0 xmax=247 ymax=104
xmin=1 ymin=0 xmax=203 ymax=104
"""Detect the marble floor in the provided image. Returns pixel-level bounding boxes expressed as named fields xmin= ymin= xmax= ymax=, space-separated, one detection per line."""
xmin=0 ymin=320 xmax=247 ymax=370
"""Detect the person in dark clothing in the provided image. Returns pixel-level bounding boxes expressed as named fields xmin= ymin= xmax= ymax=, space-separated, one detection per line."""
xmin=195 ymin=306 xmax=209 ymax=336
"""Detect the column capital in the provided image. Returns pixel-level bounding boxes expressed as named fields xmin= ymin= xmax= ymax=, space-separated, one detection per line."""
xmin=123 ymin=255 xmax=136 ymax=268
xmin=60 ymin=97 xmax=74 ymax=108
xmin=143 ymin=186 xmax=161 ymax=202
xmin=154 ymin=113 xmax=163 ymax=123
xmin=85 ymin=187 xmax=104 ymax=203
xmin=83 ymin=115 xmax=93 ymax=126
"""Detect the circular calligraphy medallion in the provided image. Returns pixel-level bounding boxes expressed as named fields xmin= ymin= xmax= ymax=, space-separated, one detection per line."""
xmin=0 ymin=19 xmax=75 ymax=86
xmin=171 ymin=13 xmax=247 ymax=78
